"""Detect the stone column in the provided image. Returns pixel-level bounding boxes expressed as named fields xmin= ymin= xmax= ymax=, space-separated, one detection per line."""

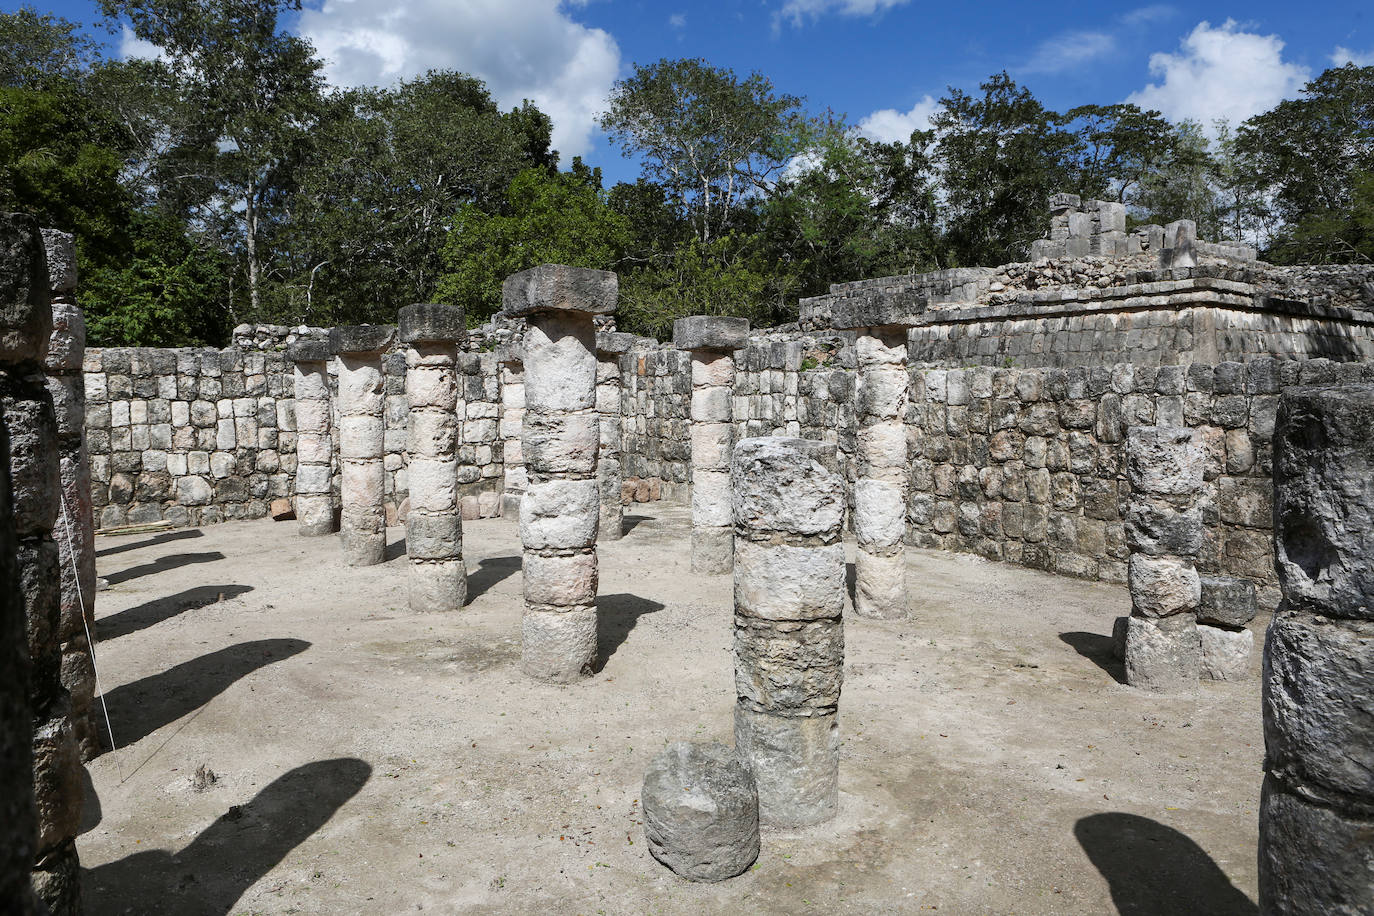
xmin=1259 ymin=383 xmax=1374 ymax=915
xmin=41 ymin=230 xmax=98 ymax=761
xmin=399 ymin=304 xmax=467 ymax=611
xmin=502 ymin=265 xmax=618 ymax=683
xmin=287 ymin=337 xmax=335 ymax=536
xmin=1 ymin=212 xmax=82 ymax=913
xmin=328 ymin=325 xmax=394 ymax=567
xmin=673 ymin=316 xmax=749 ymax=575
xmin=497 ymin=343 xmax=526 ymax=518
xmin=732 ymin=436 xmax=845 ymax=827
xmin=596 ymin=331 xmax=633 ymax=542
xmin=1122 ymin=426 xmax=1204 ymax=691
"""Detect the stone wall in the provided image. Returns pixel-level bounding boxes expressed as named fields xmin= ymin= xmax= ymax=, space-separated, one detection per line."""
xmin=620 ymin=345 xmax=692 ymax=500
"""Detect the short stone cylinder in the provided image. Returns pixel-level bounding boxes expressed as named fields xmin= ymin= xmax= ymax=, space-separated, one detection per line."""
xmin=675 ymin=316 xmax=749 ymax=575
xmin=1122 ymin=426 xmax=1204 ymax=691
xmin=502 ymin=265 xmax=618 ymax=684
xmin=399 ymin=304 xmax=467 ymax=611
xmin=1260 ymin=383 xmax=1374 ymax=915
xmin=328 ymin=325 xmax=394 ymax=567
xmin=287 ymin=338 xmax=335 ymax=537
xmin=731 ymin=435 xmax=845 ymax=827
xmin=852 ymin=329 xmax=910 ymax=619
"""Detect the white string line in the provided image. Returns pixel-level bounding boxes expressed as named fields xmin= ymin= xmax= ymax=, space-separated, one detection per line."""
xmin=57 ymin=488 xmax=121 ymax=781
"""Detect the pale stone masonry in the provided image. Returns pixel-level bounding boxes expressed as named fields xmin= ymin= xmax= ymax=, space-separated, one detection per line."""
xmin=596 ymin=331 xmax=633 ymax=541
xmin=287 ymin=336 xmax=335 ymax=536
xmin=831 ymin=296 xmax=921 ymax=618
xmin=1 ymin=212 xmax=83 ymax=914
xmin=497 ymin=343 xmax=526 ymax=518
xmin=329 ymin=325 xmax=395 ymax=567
xmin=41 ymin=230 xmax=98 ymax=761
xmin=1260 ymin=383 xmax=1374 ymax=915
xmin=732 ymin=436 xmax=845 ymax=827
xmin=502 ymin=265 xmax=618 ymax=684
xmin=674 ymin=316 xmax=749 ymax=575
xmin=399 ymin=304 xmax=467 ymax=612
xmin=1122 ymin=426 xmax=1205 ymax=691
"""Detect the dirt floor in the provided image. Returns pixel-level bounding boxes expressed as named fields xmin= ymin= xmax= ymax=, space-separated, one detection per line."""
xmin=77 ymin=504 xmax=1264 ymax=915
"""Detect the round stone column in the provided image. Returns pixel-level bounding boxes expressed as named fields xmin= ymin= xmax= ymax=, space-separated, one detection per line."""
xmin=1260 ymin=383 xmax=1374 ymax=915
xmin=399 ymin=304 xmax=467 ymax=611
xmin=1122 ymin=426 xmax=1205 ymax=691
xmin=674 ymin=316 xmax=749 ymax=575
xmin=732 ymin=436 xmax=845 ymax=827
xmin=596 ymin=331 xmax=634 ymax=542
xmin=497 ymin=343 xmax=526 ymax=518
xmin=41 ymin=230 xmax=99 ymax=760
xmin=501 ymin=265 xmax=618 ymax=684
xmin=328 ymin=325 xmax=395 ymax=567
xmin=287 ymin=337 xmax=335 ymax=536
xmin=1 ymin=212 xmax=82 ymax=913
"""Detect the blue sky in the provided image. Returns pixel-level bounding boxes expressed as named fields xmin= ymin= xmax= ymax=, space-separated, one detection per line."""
xmin=33 ymin=0 xmax=1374 ymax=185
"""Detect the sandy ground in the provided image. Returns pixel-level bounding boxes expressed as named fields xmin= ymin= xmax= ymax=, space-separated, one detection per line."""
xmin=77 ymin=505 xmax=1264 ymax=915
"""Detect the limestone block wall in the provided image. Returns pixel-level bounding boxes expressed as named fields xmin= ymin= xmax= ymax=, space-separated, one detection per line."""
xmin=619 ymin=345 xmax=691 ymax=500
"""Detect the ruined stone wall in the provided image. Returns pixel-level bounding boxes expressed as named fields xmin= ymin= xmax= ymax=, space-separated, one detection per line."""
xmin=619 ymin=345 xmax=691 ymax=500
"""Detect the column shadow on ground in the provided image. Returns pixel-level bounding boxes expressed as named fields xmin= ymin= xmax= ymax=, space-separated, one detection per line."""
xmin=83 ymin=757 xmax=371 ymax=915
xmin=96 ymin=529 xmax=203 ymax=558
xmin=622 ymin=514 xmax=651 ymax=535
xmin=465 ymin=556 xmax=520 ymax=604
xmin=97 ymin=585 xmax=254 ymax=641
xmin=1059 ymin=631 xmax=1127 ymax=685
xmin=1075 ymin=813 xmax=1257 ymax=915
xmin=596 ymin=593 xmax=665 ymax=671
xmin=383 ymin=537 xmax=408 ymax=562
xmin=103 ymin=552 xmax=226 ymax=586
xmin=101 ymin=639 xmax=310 ymax=748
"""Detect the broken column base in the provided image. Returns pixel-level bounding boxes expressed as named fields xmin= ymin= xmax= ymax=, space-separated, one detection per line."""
xmin=691 ymin=526 xmax=733 ymax=575
xmin=1199 ymin=624 xmax=1253 ymax=680
xmin=733 ymin=706 xmax=837 ymax=828
xmin=521 ymin=607 xmax=597 ymax=684
xmin=407 ymin=561 xmax=467 ymax=613
xmin=853 ymin=549 xmax=907 ymax=620
xmin=295 ymin=495 xmax=336 ymax=536
xmin=1123 ymin=615 xmax=1200 ymax=691
xmin=642 ymin=741 xmax=760 ymax=883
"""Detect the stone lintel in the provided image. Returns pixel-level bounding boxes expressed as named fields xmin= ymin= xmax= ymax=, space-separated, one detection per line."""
xmin=287 ymin=338 xmax=331 ymax=363
xmin=399 ymin=303 xmax=467 ymax=345
xmin=329 ymin=324 xmax=396 ymax=356
xmin=828 ymin=293 xmax=927 ymax=333
xmin=672 ymin=316 xmax=750 ymax=352
xmin=501 ymin=264 xmax=618 ymax=319
xmin=596 ymin=330 xmax=637 ymax=356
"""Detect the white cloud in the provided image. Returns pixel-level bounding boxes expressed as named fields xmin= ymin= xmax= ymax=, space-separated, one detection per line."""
xmin=297 ymin=0 xmax=620 ymax=158
xmin=669 ymin=12 xmax=686 ymax=29
xmin=1022 ymin=30 xmax=1117 ymax=74
xmin=1121 ymin=5 xmax=1175 ymax=27
xmin=775 ymin=0 xmax=910 ymax=29
xmin=857 ymin=94 xmax=939 ymax=143
xmin=119 ymin=25 xmax=165 ymax=61
xmin=1331 ymin=46 xmax=1374 ymax=67
xmin=1127 ymin=20 xmax=1309 ymax=135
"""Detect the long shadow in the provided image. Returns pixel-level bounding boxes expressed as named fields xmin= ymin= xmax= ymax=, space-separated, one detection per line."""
xmin=103 ymin=552 xmax=226 ymax=586
xmin=465 ymin=556 xmax=520 ymax=604
xmin=1060 ymin=631 xmax=1126 ymax=685
xmin=84 ymin=757 xmax=371 ymax=915
xmin=96 ymin=529 xmax=203 ymax=558
xmin=384 ymin=536 xmax=407 ymax=562
xmin=101 ymin=639 xmax=310 ymax=747
xmin=97 ymin=585 xmax=254 ymax=642
xmin=1075 ymin=812 xmax=1257 ymax=916
xmin=622 ymin=514 xmax=651 ymax=535
xmin=80 ymin=765 xmax=101 ymax=835
xmin=846 ymin=561 xmax=857 ymax=603
xmin=596 ymin=593 xmax=666 ymax=671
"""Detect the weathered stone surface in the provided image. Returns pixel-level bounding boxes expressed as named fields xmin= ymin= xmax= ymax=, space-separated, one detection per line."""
xmin=732 ymin=437 xmax=843 ymax=540
xmin=1124 ymin=498 xmax=1203 ymax=556
xmin=673 ymin=316 xmax=749 ymax=352
xmin=1259 ymin=780 xmax=1374 ymax=916
xmin=521 ymin=412 xmax=598 ymax=475
xmin=523 ymin=551 xmax=597 ymax=608
xmin=523 ymin=313 xmax=597 ymax=413
xmin=734 ymin=615 xmax=843 ymax=713
xmin=1199 ymin=623 xmax=1252 ymax=680
xmin=40 ymin=229 xmax=76 ymax=294
xmin=286 ymin=338 xmax=331 ymax=363
xmin=520 ymin=607 xmax=597 ymax=683
xmin=519 ymin=478 xmax=598 ymax=550
xmin=398 ymin=303 xmax=467 ymax=345
xmin=734 ymin=708 xmax=838 ymax=828
xmin=828 ymin=292 xmax=926 ymax=331
xmin=642 ymin=742 xmax=759 ymax=883
xmin=1124 ymin=614 xmax=1200 ymax=691
xmin=501 ymin=264 xmax=618 ymax=317
xmin=1198 ymin=576 xmax=1258 ymax=627
xmin=0 ymin=213 xmax=51 ymax=365
xmin=1273 ymin=384 xmax=1374 ymax=618
xmin=1128 ymin=554 xmax=1200 ymax=618
xmin=733 ymin=540 xmax=845 ymax=621
xmin=596 ymin=330 xmax=636 ymax=355
xmin=691 ymin=525 xmax=733 ymax=576
xmin=329 ymin=324 xmax=395 ymax=355
xmin=1125 ymin=426 xmax=1203 ymax=498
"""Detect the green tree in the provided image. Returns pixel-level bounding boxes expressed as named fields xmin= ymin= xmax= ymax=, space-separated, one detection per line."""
xmin=436 ymin=163 xmax=628 ymax=323
xmin=1062 ymin=103 xmax=1180 ymax=204
xmin=932 ymin=72 xmax=1079 ymax=265
xmin=600 ymin=57 xmax=812 ymax=243
xmin=1236 ymin=64 xmax=1374 ymax=262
